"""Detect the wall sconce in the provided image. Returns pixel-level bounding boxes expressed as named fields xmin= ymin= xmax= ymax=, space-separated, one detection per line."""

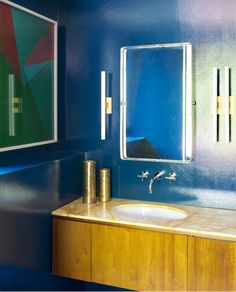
xmin=224 ymin=66 xmax=230 ymax=144
xmin=101 ymin=71 xmax=112 ymax=140
xmin=212 ymin=66 xmax=232 ymax=144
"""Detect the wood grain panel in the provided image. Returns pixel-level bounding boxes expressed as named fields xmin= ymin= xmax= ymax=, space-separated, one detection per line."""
xmin=91 ymin=223 xmax=187 ymax=291
xmin=188 ymin=236 xmax=236 ymax=291
xmin=52 ymin=217 xmax=91 ymax=281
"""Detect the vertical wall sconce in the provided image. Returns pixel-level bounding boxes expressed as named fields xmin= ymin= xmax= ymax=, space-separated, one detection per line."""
xmin=101 ymin=71 xmax=112 ymax=140
xmin=212 ymin=67 xmax=218 ymax=144
xmin=212 ymin=66 xmax=232 ymax=144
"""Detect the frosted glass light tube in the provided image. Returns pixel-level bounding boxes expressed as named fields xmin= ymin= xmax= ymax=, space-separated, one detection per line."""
xmin=101 ymin=71 xmax=106 ymax=140
xmin=224 ymin=66 xmax=230 ymax=144
xmin=212 ymin=67 xmax=218 ymax=144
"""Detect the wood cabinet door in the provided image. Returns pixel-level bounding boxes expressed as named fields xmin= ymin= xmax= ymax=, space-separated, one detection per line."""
xmin=188 ymin=236 xmax=236 ymax=291
xmin=52 ymin=218 xmax=91 ymax=282
xmin=91 ymin=223 xmax=187 ymax=291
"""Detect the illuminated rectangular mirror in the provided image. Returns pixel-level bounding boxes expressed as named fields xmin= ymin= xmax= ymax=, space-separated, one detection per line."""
xmin=120 ymin=42 xmax=192 ymax=163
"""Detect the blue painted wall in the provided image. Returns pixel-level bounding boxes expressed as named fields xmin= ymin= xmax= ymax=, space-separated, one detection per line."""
xmin=0 ymin=1 xmax=86 ymax=291
xmin=0 ymin=2 xmax=126 ymax=291
xmin=59 ymin=0 xmax=236 ymax=210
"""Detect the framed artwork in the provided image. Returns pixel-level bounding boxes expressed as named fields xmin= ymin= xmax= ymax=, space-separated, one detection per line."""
xmin=0 ymin=0 xmax=57 ymax=151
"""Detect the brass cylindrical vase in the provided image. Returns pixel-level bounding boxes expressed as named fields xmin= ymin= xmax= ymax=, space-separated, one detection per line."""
xmin=99 ymin=168 xmax=111 ymax=203
xmin=83 ymin=160 xmax=96 ymax=204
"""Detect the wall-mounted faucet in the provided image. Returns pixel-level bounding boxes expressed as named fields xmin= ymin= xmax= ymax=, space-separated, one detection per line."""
xmin=148 ymin=170 xmax=165 ymax=194
xmin=138 ymin=170 xmax=177 ymax=194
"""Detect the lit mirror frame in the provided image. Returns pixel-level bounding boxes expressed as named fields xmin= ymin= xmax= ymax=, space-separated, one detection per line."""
xmin=120 ymin=42 xmax=192 ymax=163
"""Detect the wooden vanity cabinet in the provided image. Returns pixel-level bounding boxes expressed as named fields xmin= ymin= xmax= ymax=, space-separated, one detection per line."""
xmin=188 ymin=236 xmax=236 ymax=291
xmin=52 ymin=217 xmax=187 ymax=291
xmin=52 ymin=218 xmax=91 ymax=282
xmin=91 ymin=223 xmax=187 ymax=291
xmin=52 ymin=217 xmax=236 ymax=291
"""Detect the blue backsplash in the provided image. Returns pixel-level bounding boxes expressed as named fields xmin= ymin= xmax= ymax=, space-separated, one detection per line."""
xmin=58 ymin=0 xmax=236 ymax=210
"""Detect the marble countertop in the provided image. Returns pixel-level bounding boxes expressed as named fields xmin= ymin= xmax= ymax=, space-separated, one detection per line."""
xmin=52 ymin=198 xmax=236 ymax=241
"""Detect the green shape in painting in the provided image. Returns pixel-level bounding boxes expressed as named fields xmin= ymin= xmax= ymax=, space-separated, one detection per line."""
xmin=26 ymin=61 xmax=54 ymax=139
xmin=12 ymin=7 xmax=50 ymax=85
xmin=24 ymin=61 xmax=50 ymax=86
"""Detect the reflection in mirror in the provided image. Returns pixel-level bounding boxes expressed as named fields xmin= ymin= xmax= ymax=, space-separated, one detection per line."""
xmin=120 ymin=42 xmax=192 ymax=163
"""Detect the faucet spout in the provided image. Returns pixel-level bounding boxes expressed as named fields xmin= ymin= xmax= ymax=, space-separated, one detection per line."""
xmin=148 ymin=170 xmax=165 ymax=194
xmin=148 ymin=178 xmax=154 ymax=194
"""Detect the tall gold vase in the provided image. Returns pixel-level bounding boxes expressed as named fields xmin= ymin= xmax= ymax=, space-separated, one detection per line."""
xmin=83 ymin=160 xmax=96 ymax=204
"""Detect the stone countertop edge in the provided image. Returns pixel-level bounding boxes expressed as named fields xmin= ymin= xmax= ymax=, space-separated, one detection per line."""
xmin=51 ymin=198 xmax=236 ymax=242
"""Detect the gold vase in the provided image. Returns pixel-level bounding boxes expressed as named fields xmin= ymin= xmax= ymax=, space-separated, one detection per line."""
xmin=99 ymin=168 xmax=111 ymax=203
xmin=83 ymin=160 xmax=96 ymax=204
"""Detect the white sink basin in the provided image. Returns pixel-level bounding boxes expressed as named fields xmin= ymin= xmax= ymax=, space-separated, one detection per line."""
xmin=112 ymin=204 xmax=187 ymax=221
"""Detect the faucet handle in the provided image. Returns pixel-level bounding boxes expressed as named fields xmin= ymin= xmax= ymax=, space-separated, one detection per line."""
xmin=165 ymin=172 xmax=177 ymax=182
xmin=153 ymin=170 xmax=165 ymax=180
xmin=137 ymin=171 xmax=149 ymax=182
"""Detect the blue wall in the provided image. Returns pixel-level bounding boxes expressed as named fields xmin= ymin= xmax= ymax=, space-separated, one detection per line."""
xmin=59 ymin=0 xmax=236 ymax=210
xmin=0 ymin=1 xmax=86 ymax=291
xmin=0 ymin=2 xmax=127 ymax=291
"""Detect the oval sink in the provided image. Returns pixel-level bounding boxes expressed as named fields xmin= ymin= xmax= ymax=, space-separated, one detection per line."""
xmin=112 ymin=204 xmax=187 ymax=221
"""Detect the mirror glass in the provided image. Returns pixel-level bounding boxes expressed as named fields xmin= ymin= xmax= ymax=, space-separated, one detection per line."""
xmin=120 ymin=42 xmax=192 ymax=163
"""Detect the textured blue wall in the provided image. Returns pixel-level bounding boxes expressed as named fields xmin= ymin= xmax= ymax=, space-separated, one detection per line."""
xmin=0 ymin=1 xmax=86 ymax=291
xmin=59 ymin=0 xmax=236 ymax=210
xmin=0 ymin=1 xmax=126 ymax=290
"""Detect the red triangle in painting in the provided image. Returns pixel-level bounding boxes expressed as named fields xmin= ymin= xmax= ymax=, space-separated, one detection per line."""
xmin=26 ymin=30 xmax=54 ymax=66
xmin=0 ymin=3 xmax=22 ymax=84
